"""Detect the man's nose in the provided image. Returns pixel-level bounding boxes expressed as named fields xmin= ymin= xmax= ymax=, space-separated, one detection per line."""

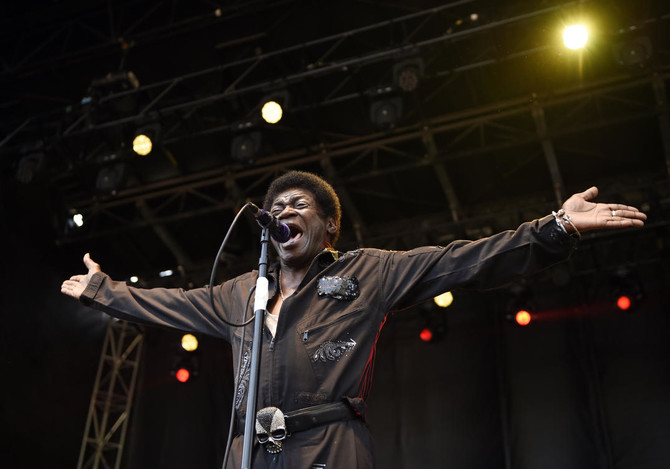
xmin=277 ymin=206 xmax=296 ymax=219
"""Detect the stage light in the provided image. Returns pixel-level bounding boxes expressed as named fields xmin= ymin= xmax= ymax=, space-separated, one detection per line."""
xmin=616 ymin=295 xmax=632 ymax=311
xmin=261 ymin=101 xmax=283 ymax=124
xmin=72 ymin=213 xmax=84 ymax=227
xmin=393 ymin=58 xmax=424 ymax=92
xmin=613 ymin=36 xmax=652 ymax=69
xmin=95 ymin=163 xmax=127 ymax=195
xmin=159 ymin=269 xmax=174 ymax=277
xmin=434 ymin=291 xmax=453 ymax=308
xmin=515 ymin=310 xmax=532 ymax=326
xmin=563 ymin=25 xmax=588 ymax=50
xmin=133 ymin=134 xmax=152 ymax=156
xmin=420 ymin=327 xmax=434 ymax=342
xmin=370 ymin=97 xmax=402 ymax=130
xmin=129 ymin=276 xmax=139 ymax=283
xmin=175 ymin=368 xmax=190 ymax=383
xmin=231 ymin=131 xmax=262 ymax=165
xmin=611 ymin=269 xmax=644 ymax=312
xmin=181 ymin=334 xmax=199 ymax=352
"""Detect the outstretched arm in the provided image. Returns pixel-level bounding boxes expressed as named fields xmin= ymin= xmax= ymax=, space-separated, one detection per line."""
xmin=561 ymin=186 xmax=647 ymax=233
xmin=61 ymin=253 xmax=101 ymax=300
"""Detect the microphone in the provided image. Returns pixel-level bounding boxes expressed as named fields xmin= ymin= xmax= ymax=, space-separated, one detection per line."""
xmin=248 ymin=203 xmax=291 ymax=243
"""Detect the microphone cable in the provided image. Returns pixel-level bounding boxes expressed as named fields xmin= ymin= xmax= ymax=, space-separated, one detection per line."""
xmin=208 ymin=202 xmax=259 ymax=328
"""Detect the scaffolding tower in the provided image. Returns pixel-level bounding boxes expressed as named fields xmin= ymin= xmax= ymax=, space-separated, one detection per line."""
xmin=78 ymin=319 xmax=144 ymax=469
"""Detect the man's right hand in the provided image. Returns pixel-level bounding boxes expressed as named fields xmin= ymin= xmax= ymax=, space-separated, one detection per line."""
xmin=61 ymin=253 xmax=101 ymax=300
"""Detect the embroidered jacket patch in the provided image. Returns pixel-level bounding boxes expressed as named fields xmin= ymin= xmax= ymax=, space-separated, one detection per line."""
xmin=317 ymin=275 xmax=359 ymax=300
xmin=312 ymin=339 xmax=357 ymax=362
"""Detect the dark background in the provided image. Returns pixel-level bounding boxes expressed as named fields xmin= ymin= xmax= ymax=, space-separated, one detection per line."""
xmin=1 ymin=0 xmax=670 ymax=468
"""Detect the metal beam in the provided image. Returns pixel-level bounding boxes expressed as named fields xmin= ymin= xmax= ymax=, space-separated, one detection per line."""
xmin=531 ymin=97 xmax=565 ymax=206
xmin=422 ymin=126 xmax=461 ymax=222
xmin=77 ymin=320 xmax=144 ymax=469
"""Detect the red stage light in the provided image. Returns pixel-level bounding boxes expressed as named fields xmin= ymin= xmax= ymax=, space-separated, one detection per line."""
xmin=515 ymin=310 xmax=532 ymax=326
xmin=175 ymin=368 xmax=190 ymax=383
xmin=419 ymin=328 xmax=433 ymax=342
xmin=617 ymin=295 xmax=632 ymax=311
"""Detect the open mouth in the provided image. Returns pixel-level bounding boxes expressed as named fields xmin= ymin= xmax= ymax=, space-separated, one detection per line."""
xmin=285 ymin=223 xmax=303 ymax=244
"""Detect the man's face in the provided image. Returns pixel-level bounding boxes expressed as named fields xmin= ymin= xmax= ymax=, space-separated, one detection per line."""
xmin=269 ymin=188 xmax=336 ymax=269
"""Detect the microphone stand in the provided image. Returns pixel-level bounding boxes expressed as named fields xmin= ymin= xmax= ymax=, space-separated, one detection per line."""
xmin=241 ymin=227 xmax=271 ymax=469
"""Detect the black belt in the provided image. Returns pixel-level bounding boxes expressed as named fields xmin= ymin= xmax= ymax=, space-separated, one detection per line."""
xmin=252 ymin=401 xmax=360 ymax=454
xmin=284 ymin=401 xmax=356 ymax=434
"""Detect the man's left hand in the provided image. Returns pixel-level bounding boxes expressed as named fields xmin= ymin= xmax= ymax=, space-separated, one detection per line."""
xmin=561 ymin=186 xmax=647 ymax=233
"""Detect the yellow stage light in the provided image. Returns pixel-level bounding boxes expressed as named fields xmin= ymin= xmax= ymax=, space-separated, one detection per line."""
xmin=434 ymin=291 xmax=453 ymax=308
xmin=261 ymin=100 xmax=283 ymax=124
xmin=181 ymin=334 xmax=199 ymax=352
xmin=563 ymin=25 xmax=588 ymax=50
xmin=133 ymin=134 xmax=152 ymax=155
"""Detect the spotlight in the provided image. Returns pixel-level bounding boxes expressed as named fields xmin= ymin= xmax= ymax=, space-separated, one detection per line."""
xmin=393 ymin=58 xmax=424 ymax=92
xmin=95 ymin=163 xmax=127 ymax=195
xmin=434 ymin=291 xmax=453 ymax=308
xmin=261 ymin=101 xmax=283 ymax=124
xmin=133 ymin=134 xmax=152 ymax=156
xmin=129 ymin=276 xmax=139 ymax=283
xmin=181 ymin=334 xmax=199 ymax=352
xmin=616 ymin=295 xmax=632 ymax=311
xmin=72 ymin=213 xmax=84 ymax=227
xmin=171 ymin=335 xmax=200 ymax=383
xmin=260 ymin=91 xmax=289 ymax=124
xmin=132 ymin=124 xmax=160 ymax=156
xmin=418 ymin=308 xmax=446 ymax=343
xmin=370 ymin=97 xmax=402 ymax=130
xmin=507 ymin=286 xmax=535 ymax=326
xmin=563 ymin=25 xmax=588 ymax=50
xmin=175 ymin=368 xmax=191 ymax=383
xmin=419 ymin=327 xmax=434 ymax=342
xmin=613 ymin=36 xmax=652 ymax=70
xmin=159 ymin=269 xmax=174 ymax=278
xmin=16 ymin=151 xmax=45 ymax=184
xmin=611 ymin=269 xmax=644 ymax=311
xmin=515 ymin=310 xmax=532 ymax=326
xmin=231 ymin=131 xmax=262 ymax=165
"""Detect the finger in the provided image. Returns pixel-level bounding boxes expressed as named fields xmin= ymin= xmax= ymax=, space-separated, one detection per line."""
xmin=608 ymin=218 xmax=645 ymax=227
xmin=609 ymin=204 xmax=646 ymax=214
xmin=69 ymin=274 xmax=85 ymax=281
xmin=608 ymin=207 xmax=648 ymax=220
xmin=83 ymin=252 xmax=101 ymax=273
xmin=578 ymin=186 xmax=598 ymax=201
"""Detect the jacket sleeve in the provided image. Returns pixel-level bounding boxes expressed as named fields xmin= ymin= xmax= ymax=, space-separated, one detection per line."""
xmin=380 ymin=215 xmax=577 ymax=311
xmin=79 ymin=271 xmax=251 ymax=339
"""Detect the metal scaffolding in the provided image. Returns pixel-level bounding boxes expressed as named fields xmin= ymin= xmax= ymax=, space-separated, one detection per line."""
xmin=78 ymin=319 xmax=144 ymax=469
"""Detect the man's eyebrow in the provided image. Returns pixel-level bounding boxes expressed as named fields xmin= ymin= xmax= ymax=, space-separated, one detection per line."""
xmin=272 ymin=194 xmax=309 ymax=206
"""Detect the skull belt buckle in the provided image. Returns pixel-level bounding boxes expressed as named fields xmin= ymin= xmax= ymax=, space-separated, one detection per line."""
xmin=255 ymin=407 xmax=288 ymax=454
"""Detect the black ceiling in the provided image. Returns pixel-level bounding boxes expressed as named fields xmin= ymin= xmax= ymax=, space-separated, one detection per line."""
xmin=2 ymin=0 xmax=670 ymax=286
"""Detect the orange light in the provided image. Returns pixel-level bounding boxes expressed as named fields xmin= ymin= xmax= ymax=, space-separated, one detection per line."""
xmin=617 ymin=295 xmax=632 ymax=311
xmin=175 ymin=368 xmax=190 ymax=383
xmin=419 ymin=328 xmax=433 ymax=342
xmin=515 ymin=310 xmax=532 ymax=326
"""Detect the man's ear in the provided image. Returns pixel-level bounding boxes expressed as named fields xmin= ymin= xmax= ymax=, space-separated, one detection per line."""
xmin=326 ymin=217 xmax=337 ymax=235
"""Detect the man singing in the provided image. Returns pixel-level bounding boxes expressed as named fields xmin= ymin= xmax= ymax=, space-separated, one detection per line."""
xmin=61 ymin=171 xmax=646 ymax=468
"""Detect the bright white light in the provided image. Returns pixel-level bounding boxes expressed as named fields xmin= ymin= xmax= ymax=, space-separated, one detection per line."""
xmin=72 ymin=213 xmax=84 ymax=227
xmin=563 ymin=25 xmax=588 ymax=50
xmin=470 ymin=13 xmax=479 ymax=22
xmin=434 ymin=291 xmax=454 ymax=308
xmin=133 ymin=134 xmax=153 ymax=156
xmin=261 ymin=101 xmax=283 ymax=124
xmin=159 ymin=269 xmax=174 ymax=277
xmin=130 ymin=276 xmax=139 ymax=283
xmin=181 ymin=334 xmax=199 ymax=352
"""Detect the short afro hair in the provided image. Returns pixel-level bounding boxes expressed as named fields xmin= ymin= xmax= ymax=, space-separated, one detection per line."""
xmin=263 ymin=170 xmax=342 ymax=246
